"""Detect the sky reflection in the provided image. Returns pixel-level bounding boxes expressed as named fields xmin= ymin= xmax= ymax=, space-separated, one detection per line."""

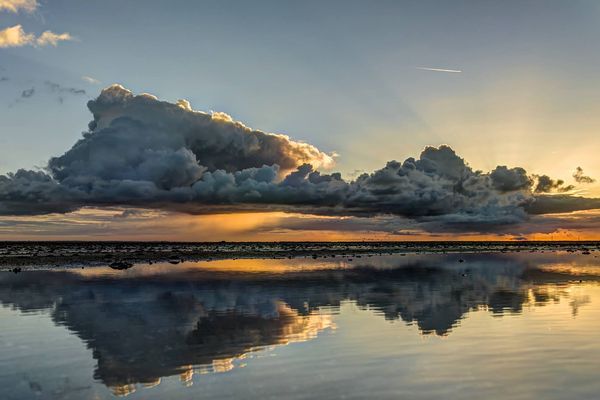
xmin=1 ymin=252 xmax=599 ymax=398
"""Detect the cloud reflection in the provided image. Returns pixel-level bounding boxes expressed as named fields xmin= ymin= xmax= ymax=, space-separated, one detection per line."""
xmin=0 ymin=253 xmax=597 ymax=394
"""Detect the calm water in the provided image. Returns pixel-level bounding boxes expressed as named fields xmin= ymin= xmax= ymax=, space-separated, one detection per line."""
xmin=1 ymin=252 xmax=600 ymax=399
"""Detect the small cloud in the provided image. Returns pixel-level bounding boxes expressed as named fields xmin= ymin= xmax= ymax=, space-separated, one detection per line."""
xmin=12 ymin=81 xmax=86 ymax=106
xmin=416 ymin=66 xmax=462 ymax=73
xmin=82 ymin=76 xmax=101 ymax=85
xmin=36 ymin=30 xmax=74 ymax=47
xmin=573 ymin=167 xmax=595 ymax=184
xmin=534 ymin=174 xmax=574 ymax=193
xmin=21 ymin=87 xmax=34 ymax=98
xmin=0 ymin=76 xmax=8 ymax=82
xmin=0 ymin=24 xmax=74 ymax=48
xmin=0 ymin=0 xmax=38 ymax=13
xmin=45 ymin=80 xmax=86 ymax=95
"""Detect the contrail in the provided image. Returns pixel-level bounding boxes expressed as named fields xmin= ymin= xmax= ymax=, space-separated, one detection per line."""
xmin=416 ymin=66 xmax=462 ymax=73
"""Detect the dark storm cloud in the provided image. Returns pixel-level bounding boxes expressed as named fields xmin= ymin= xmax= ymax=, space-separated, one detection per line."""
xmin=573 ymin=167 xmax=595 ymax=184
xmin=1 ymin=85 xmax=599 ymax=232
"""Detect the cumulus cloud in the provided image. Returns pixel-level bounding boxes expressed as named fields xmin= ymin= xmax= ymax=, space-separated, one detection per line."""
xmin=0 ymin=0 xmax=37 ymax=13
xmin=0 ymin=24 xmax=34 ymax=47
xmin=1 ymin=84 xmax=599 ymax=232
xmin=61 ymin=84 xmax=334 ymax=175
xmin=490 ymin=166 xmax=532 ymax=192
xmin=573 ymin=167 xmax=595 ymax=184
xmin=0 ymin=24 xmax=73 ymax=48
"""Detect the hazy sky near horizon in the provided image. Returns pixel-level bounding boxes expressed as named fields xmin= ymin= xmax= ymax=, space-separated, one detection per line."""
xmin=2 ymin=0 xmax=600 ymax=240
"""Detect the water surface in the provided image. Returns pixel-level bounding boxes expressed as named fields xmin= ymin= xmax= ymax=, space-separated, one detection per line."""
xmin=1 ymin=251 xmax=599 ymax=399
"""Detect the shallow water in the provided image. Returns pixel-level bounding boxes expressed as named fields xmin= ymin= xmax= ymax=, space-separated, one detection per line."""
xmin=1 ymin=252 xmax=600 ymax=399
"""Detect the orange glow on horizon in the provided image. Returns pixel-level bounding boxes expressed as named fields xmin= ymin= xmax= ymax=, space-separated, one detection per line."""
xmin=3 ymin=208 xmax=600 ymax=241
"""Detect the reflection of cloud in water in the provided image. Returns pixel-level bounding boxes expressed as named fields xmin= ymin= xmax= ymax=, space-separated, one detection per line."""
xmin=100 ymin=302 xmax=333 ymax=396
xmin=0 ymin=253 xmax=598 ymax=395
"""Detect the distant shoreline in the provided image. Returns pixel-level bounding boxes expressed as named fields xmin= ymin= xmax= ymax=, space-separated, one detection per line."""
xmin=0 ymin=241 xmax=598 ymax=270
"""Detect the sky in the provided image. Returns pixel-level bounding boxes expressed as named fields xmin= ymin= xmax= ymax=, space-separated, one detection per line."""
xmin=1 ymin=0 xmax=600 ymax=240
